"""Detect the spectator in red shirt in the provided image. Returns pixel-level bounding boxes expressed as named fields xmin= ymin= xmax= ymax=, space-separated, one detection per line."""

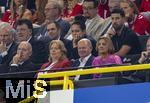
xmin=2 ymin=0 xmax=28 ymax=27
xmin=98 ymin=0 xmax=110 ymax=19
xmin=120 ymin=0 xmax=150 ymax=35
xmin=140 ymin=0 xmax=150 ymax=12
xmin=69 ymin=1 xmax=83 ymax=17
xmin=63 ymin=0 xmax=83 ymax=23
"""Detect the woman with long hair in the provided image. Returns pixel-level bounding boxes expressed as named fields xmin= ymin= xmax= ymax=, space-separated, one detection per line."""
xmin=2 ymin=0 xmax=28 ymax=26
xmin=120 ymin=0 xmax=150 ymax=35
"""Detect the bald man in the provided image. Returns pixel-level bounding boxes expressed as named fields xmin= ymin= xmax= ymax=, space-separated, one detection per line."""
xmin=12 ymin=41 xmax=32 ymax=65
xmin=72 ymin=38 xmax=95 ymax=80
xmin=9 ymin=41 xmax=39 ymax=78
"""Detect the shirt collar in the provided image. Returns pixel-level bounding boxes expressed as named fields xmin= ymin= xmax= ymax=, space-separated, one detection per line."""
xmin=55 ymin=17 xmax=61 ymax=22
xmin=7 ymin=43 xmax=13 ymax=51
xmin=79 ymin=54 xmax=92 ymax=63
xmin=27 ymin=36 xmax=32 ymax=42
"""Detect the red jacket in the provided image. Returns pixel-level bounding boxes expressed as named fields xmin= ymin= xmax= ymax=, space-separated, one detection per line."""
xmin=40 ymin=58 xmax=71 ymax=72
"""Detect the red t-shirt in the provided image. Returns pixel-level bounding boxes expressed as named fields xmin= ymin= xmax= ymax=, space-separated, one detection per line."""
xmin=98 ymin=0 xmax=110 ymax=18
xmin=62 ymin=7 xmax=69 ymax=18
xmin=129 ymin=14 xmax=150 ymax=35
xmin=146 ymin=23 xmax=150 ymax=34
xmin=70 ymin=3 xmax=83 ymax=17
xmin=140 ymin=0 xmax=150 ymax=12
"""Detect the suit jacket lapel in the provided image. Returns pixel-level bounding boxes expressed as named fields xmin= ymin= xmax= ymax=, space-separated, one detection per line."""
xmin=85 ymin=55 xmax=94 ymax=67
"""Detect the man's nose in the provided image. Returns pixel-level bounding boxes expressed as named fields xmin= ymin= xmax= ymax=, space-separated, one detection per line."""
xmin=1 ymin=37 xmax=5 ymax=40
xmin=72 ymin=32 xmax=77 ymax=37
xmin=112 ymin=19 xmax=118 ymax=23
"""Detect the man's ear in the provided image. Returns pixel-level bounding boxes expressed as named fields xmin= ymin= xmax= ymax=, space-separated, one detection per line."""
xmin=29 ymin=50 xmax=32 ymax=57
xmin=82 ymin=30 xmax=86 ymax=35
xmin=29 ymin=29 xmax=32 ymax=35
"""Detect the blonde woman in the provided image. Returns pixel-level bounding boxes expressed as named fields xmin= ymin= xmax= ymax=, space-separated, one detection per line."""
xmin=92 ymin=37 xmax=122 ymax=78
xmin=92 ymin=36 xmax=122 ymax=66
xmin=40 ymin=40 xmax=71 ymax=72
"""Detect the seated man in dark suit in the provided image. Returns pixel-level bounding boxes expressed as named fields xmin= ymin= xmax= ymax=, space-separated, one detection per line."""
xmin=0 ymin=22 xmax=17 ymax=65
xmin=38 ymin=21 xmax=72 ymax=59
xmin=15 ymin=19 xmax=47 ymax=64
xmin=72 ymin=38 xmax=95 ymax=80
xmin=9 ymin=41 xmax=40 ymax=78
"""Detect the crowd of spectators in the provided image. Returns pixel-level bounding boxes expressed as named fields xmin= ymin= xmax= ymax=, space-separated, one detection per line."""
xmin=0 ymin=0 xmax=149 ymax=82
xmin=0 ymin=0 xmax=149 ymax=102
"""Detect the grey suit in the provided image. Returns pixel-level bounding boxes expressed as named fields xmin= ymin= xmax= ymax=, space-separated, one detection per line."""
xmin=86 ymin=15 xmax=104 ymax=40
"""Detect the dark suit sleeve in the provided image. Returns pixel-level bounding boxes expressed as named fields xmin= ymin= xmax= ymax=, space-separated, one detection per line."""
xmin=31 ymin=40 xmax=48 ymax=64
xmin=9 ymin=61 xmax=38 ymax=78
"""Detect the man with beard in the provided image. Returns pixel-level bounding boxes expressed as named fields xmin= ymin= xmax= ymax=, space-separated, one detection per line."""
xmin=106 ymin=8 xmax=141 ymax=57
xmin=97 ymin=0 xmax=121 ymax=36
xmin=82 ymin=0 xmax=104 ymax=40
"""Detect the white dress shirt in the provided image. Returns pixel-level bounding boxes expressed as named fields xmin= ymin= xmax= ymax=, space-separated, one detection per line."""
xmin=74 ymin=54 xmax=92 ymax=81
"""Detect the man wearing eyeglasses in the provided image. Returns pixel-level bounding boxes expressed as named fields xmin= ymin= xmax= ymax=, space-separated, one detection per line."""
xmin=36 ymin=1 xmax=70 ymax=40
xmin=83 ymin=0 xmax=104 ymax=40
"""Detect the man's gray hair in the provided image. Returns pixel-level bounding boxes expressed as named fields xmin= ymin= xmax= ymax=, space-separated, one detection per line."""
xmin=0 ymin=22 xmax=16 ymax=37
xmin=78 ymin=38 xmax=93 ymax=49
xmin=47 ymin=1 xmax=63 ymax=14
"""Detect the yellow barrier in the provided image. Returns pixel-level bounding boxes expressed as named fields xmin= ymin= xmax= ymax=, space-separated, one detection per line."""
xmin=38 ymin=64 xmax=150 ymax=79
xmin=19 ymin=64 xmax=150 ymax=103
xmin=19 ymin=96 xmax=35 ymax=103
xmin=47 ymin=80 xmax=74 ymax=90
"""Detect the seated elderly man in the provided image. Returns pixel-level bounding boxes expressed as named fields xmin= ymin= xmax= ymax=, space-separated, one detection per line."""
xmin=72 ymin=38 xmax=95 ymax=80
xmin=8 ymin=41 xmax=40 ymax=78
xmin=0 ymin=22 xmax=17 ymax=65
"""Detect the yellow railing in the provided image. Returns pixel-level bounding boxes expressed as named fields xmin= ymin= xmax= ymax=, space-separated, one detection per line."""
xmin=38 ymin=64 xmax=150 ymax=90
xmin=38 ymin=64 xmax=150 ymax=78
xmin=19 ymin=64 xmax=150 ymax=103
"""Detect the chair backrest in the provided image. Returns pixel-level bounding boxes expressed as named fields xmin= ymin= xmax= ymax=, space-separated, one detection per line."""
xmin=138 ymin=35 xmax=149 ymax=51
